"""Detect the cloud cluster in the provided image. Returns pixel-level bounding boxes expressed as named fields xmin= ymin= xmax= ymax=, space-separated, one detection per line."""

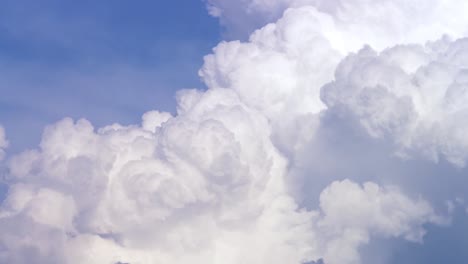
xmin=0 ymin=110 xmax=442 ymax=263
xmin=317 ymin=180 xmax=444 ymax=264
xmin=0 ymin=89 xmax=448 ymax=263
xmin=207 ymin=0 xmax=468 ymax=48
xmin=1 ymin=0 xmax=468 ymax=263
xmin=1 ymin=94 xmax=309 ymax=263
xmin=322 ymin=37 xmax=468 ymax=166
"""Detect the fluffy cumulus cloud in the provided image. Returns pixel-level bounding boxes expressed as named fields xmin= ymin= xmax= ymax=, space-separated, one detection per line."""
xmin=1 ymin=0 xmax=468 ymax=264
xmin=0 ymin=114 xmax=444 ymax=264
xmin=207 ymin=0 xmax=468 ymax=48
xmin=317 ymin=180 xmax=445 ymax=264
xmin=322 ymin=38 xmax=468 ymax=166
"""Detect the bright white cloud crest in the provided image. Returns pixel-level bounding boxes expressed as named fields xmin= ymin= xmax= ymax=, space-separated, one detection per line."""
xmin=1 ymin=1 xmax=468 ymax=263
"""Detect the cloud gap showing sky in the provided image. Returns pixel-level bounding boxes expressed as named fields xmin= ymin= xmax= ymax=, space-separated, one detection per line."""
xmin=1 ymin=0 xmax=468 ymax=263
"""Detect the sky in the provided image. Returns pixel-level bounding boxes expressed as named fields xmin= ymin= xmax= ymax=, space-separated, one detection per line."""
xmin=1 ymin=1 xmax=468 ymax=264
xmin=0 ymin=0 xmax=220 ymax=154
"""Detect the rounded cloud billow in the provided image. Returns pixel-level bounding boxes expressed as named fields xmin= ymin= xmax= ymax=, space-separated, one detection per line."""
xmin=1 ymin=1 xmax=468 ymax=264
xmin=322 ymin=39 xmax=468 ymax=166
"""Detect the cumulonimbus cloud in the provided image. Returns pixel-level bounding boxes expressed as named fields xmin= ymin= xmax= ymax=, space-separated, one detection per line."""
xmin=1 ymin=1 xmax=467 ymax=263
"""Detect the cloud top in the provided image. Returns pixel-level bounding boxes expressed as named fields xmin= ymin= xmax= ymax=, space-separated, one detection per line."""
xmin=207 ymin=0 xmax=468 ymax=51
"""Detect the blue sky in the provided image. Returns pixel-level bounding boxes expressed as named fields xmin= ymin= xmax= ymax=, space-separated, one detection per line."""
xmin=0 ymin=0 xmax=220 ymax=153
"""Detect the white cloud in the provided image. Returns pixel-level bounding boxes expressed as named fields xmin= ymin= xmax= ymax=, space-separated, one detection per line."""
xmin=0 ymin=89 xmax=444 ymax=263
xmin=1 ymin=0 xmax=467 ymax=263
xmin=199 ymin=7 xmax=341 ymax=156
xmin=2 ymin=89 xmax=319 ymax=263
xmin=322 ymin=37 xmax=468 ymax=166
xmin=207 ymin=0 xmax=468 ymax=48
xmin=317 ymin=180 xmax=445 ymax=264
xmin=200 ymin=2 xmax=468 ymax=158
xmin=0 ymin=120 xmax=442 ymax=264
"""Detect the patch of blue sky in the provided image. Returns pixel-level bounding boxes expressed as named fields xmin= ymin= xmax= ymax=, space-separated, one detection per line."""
xmin=0 ymin=0 xmax=221 ymax=154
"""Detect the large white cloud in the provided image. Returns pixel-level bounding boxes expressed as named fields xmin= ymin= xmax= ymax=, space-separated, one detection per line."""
xmin=200 ymin=2 xmax=468 ymax=158
xmin=207 ymin=0 xmax=468 ymax=49
xmin=200 ymin=7 xmax=341 ymax=156
xmin=322 ymin=37 xmax=468 ymax=166
xmin=1 ymin=88 xmax=314 ymax=263
xmin=0 ymin=92 xmax=447 ymax=264
xmin=1 ymin=0 xmax=467 ymax=263
xmin=0 ymin=114 xmax=442 ymax=264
